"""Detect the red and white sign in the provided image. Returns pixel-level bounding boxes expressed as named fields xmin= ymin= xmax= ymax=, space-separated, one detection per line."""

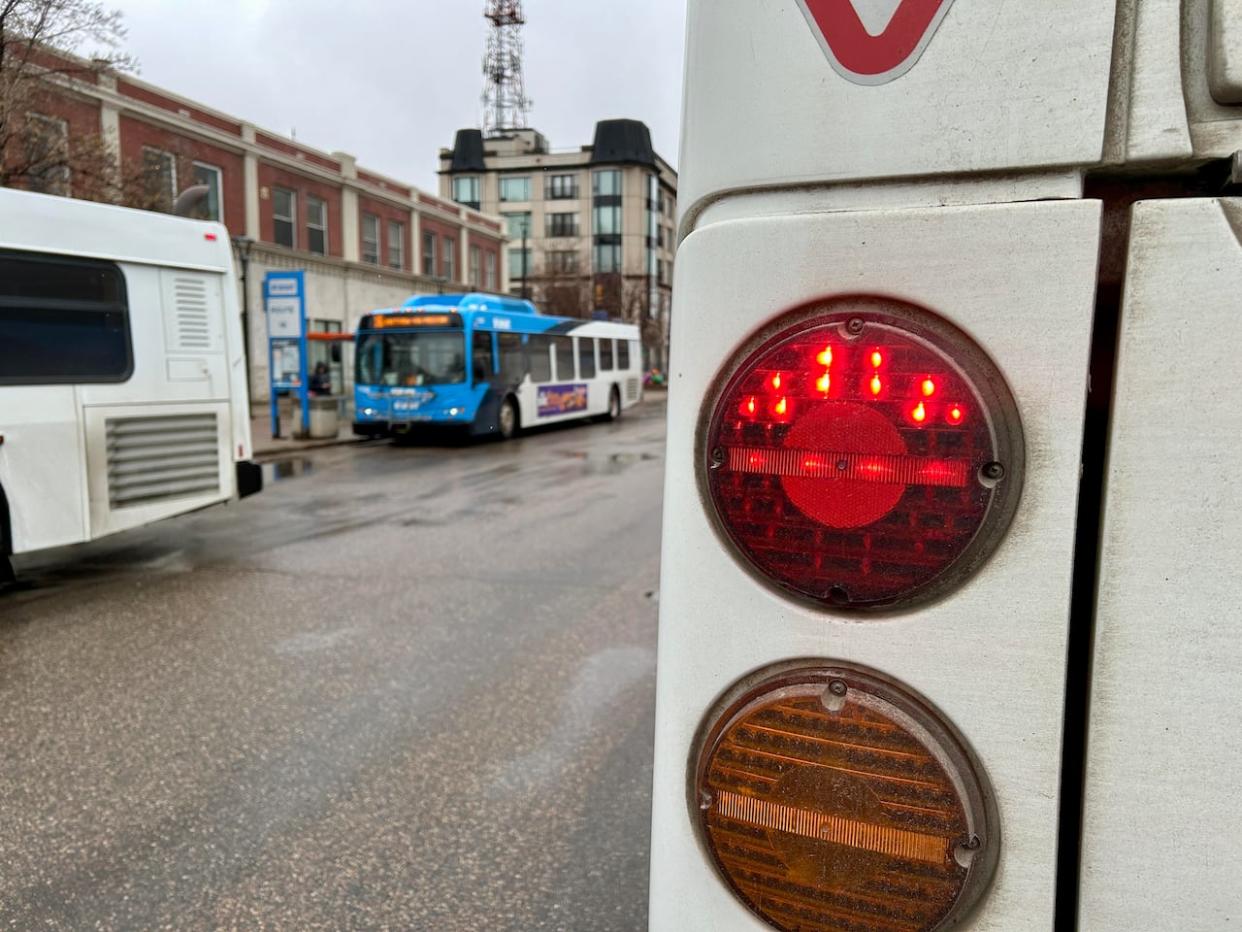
xmin=797 ymin=0 xmax=956 ymax=85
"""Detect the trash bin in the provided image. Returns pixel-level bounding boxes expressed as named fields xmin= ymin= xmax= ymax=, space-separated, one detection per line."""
xmin=307 ymin=396 xmax=340 ymax=439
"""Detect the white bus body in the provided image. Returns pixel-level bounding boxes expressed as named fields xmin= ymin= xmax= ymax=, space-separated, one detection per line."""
xmin=0 ymin=188 xmax=260 ymax=565
xmin=652 ymin=1 xmax=1242 ymax=929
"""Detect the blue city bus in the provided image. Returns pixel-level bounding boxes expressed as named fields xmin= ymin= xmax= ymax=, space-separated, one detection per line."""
xmin=353 ymin=293 xmax=643 ymax=440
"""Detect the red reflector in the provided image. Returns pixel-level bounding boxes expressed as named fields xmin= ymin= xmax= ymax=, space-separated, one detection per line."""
xmin=204 ymin=232 xmax=218 ymax=241
xmin=702 ymin=298 xmax=1024 ymax=610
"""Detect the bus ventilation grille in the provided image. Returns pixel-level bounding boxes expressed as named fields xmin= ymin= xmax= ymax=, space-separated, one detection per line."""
xmin=168 ymin=275 xmax=213 ymax=351
xmin=625 ymin=377 xmax=640 ymax=402
xmin=105 ymin=413 xmax=221 ymax=509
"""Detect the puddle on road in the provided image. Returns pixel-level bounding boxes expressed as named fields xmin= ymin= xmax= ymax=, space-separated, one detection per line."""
xmin=555 ymin=450 xmax=660 ymax=476
xmin=264 ymin=458 xmax=315 ymax=482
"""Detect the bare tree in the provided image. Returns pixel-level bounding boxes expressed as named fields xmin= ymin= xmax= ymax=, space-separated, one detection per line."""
xmin=0 ymin=0 xmax=135 ymax=196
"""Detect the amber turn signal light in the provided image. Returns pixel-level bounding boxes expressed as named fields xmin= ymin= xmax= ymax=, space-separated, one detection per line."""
xmin=691 ymin=662 xmax=999 ymax=932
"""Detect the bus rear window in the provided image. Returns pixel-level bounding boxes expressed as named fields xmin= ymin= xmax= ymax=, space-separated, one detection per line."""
xmin=356 ymin=331 xmax=465 ymax=386
xmin=0 ymin=250 xmax=131 ymax=384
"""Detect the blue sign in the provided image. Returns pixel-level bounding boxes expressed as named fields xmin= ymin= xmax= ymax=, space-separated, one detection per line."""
xmin=264 ymin=271 xmax=308 ymax=438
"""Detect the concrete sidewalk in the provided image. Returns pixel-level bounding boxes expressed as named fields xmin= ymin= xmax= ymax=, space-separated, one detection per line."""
xmin=250 ymin=399 xmax=364 ymax=459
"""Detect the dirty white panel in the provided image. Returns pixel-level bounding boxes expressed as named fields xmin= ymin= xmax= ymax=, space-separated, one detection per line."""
xmin=1080 ymin=198 xmax=1242 ymax=930
xmin=678 ymin=0 xmax=1115 ymax=214
xmin=1209 ymin=0 xmax=1242 ymax=103
xmin=649 ymin=199 xmax=1102 ymax=930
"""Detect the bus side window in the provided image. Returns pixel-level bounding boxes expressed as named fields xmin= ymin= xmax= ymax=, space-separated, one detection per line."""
xmin=529 ymin=334 xmax=553 ymax=383
xmin=472 ymin=330 xmax=493 ymax=384
xmin=499 ymin=332 xmax=526 ymax=385
xmin=0 ymin=249 xmax=132 ymax=384
xmin=554 ymin=336 xmax=574 ymax=381
xmin=578 ymin=337 xmax=596 ymax=379
xmin=618 ymin=339 xmax=631 ymax=371
xmin=600 ymin=338 xmax=615 ymax=371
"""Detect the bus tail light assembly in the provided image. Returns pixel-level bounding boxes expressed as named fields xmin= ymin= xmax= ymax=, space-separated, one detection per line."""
xmin=692 ymin=663 xmax=998 ymax=932
xmin=700 ymin=297 xmax=1024 ymax=611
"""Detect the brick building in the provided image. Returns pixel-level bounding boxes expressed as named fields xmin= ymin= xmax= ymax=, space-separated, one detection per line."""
xmin=4 ymin=64 xmax=510 ymax=404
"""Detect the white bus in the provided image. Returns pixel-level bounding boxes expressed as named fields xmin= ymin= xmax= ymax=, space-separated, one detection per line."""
xmin=1 ymin=188 xmax=260 ymax=581
xmin=651 ymin=2 xmax=1242 ymax=931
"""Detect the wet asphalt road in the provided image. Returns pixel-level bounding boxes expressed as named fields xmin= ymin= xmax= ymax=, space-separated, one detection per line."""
xmin=0 ymin=398 xmax=666 ymax=931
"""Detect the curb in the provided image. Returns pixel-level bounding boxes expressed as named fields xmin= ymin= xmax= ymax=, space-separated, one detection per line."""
xmin=253 ymin=435 xmax=367 ymax=460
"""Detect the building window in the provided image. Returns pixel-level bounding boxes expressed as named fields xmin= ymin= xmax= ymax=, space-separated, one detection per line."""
xmin=485 ymin=251 xmax=498 ymax=290
xmin=469 ymin=245 xmax=482 ymax=287
xmin=305 ymin=195 xmax=327 ymax=255
xmin=360 ymin=213 xmax=380 ymax=265
xmin=593 ymin=169 xmax=621 ymax=197
xmin=388 ymin=220 xmax=404 ymax=269
xmin=24 ymin=114 xmax=70 ymax=196
xmin=190 ymin=162 xmax=223 ymax=222
xmin=509 ymin=248 xmax=531 ymax=278
xmin=422 ymin=231 xmax=437 ymax=277
xmin=142 ymin=146 xmax=177 ymax=212
xmin=546 ymin=212 xmax=579 ymax=238
xmin=452 ymin=176 xmax=480 ymax=207
xmin=443 ymin=237 xmax=456 ymax=281
xmin=547 ymin=174 xmax=579 ymax=199
xmin=594 ymin=243 xmax=621 ymax=273
xmin=499 ymin=176 xmax=531 ymax=202
xmin=593 ymin=204 xmax=621 ymax=236
xmin=502 ymin=211 xmax=532 ymax=242
xmin=272 ymin=187 xmax=296 ymax=248
xmin=0 ymin=249 xmax=131 ymax=384
xmin=547 ymin=250 xmax=578 ymax=274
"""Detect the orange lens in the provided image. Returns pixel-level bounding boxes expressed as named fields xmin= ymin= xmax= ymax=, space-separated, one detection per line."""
xmin=694 ymin=664 xmax=997 ymax=932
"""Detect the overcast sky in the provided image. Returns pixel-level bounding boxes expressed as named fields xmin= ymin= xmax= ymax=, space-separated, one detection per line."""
xmin=106 ymin=0 xmax=687 ymax=192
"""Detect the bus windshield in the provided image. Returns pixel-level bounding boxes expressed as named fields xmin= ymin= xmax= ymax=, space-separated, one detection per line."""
xmin=356 ymin=331 xmax=466 ymax=387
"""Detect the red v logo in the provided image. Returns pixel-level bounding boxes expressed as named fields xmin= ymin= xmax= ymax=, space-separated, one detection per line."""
xmin=798 ymin=0 xmax=955 ymax=85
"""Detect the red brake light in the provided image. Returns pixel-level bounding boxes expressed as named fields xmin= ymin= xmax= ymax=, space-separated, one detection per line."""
xmin=701 ymin=298 xmax=1024 ymax=610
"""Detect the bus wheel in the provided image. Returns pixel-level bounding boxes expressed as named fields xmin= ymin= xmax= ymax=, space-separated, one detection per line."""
xmin=605 ymin=386 xmax=622 ymax=422
xmin=498 ymin=397 xmax=519 ymax=440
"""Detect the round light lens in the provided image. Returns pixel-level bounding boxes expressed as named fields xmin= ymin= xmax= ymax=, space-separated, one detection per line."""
xmin=692 ymin=663 xmax=999 ymax=932
xmin=700 ymin=297 xmax=1023 ymax=611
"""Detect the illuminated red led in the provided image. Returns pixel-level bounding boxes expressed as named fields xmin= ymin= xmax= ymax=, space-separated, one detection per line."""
xmin=703 ymin=302 xmax=1023 ymax=609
